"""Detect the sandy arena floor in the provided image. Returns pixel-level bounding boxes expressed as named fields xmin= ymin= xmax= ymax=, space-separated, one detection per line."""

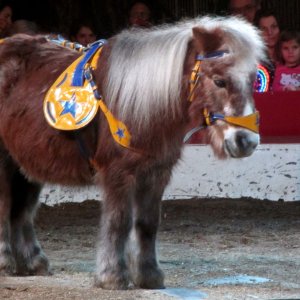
xmin=1 ymin=198 xmax=300 ymax=300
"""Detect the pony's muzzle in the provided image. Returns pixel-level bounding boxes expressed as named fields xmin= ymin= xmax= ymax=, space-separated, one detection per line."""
xmin=225 ymin=129 xmax=259 ymax=158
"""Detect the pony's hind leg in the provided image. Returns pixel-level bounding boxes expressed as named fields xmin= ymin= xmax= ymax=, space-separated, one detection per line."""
xmin=0 ymin=153 xmax=16 ymax=275
xmin=127 ymin=167 xmax=170 ymax=289
xmin=94 ymin=168 xmax=133 ymax=290
xmin=10 ymin=171 xmax=50 ymax=275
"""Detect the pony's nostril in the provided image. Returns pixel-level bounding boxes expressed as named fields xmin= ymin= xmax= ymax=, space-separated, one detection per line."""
xmin=235 ymin=131 xmax=257 ymax=152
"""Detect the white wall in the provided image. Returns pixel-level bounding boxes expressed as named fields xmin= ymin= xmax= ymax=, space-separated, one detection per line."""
xmin=40 ymin=144 xmax=300 ymax=206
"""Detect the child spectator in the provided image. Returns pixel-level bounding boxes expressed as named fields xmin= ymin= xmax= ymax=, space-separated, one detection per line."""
xmin=272 ymin=31 xmax=300 ymax=91
xmin=70 ymin=20 xmax=97 ymax=47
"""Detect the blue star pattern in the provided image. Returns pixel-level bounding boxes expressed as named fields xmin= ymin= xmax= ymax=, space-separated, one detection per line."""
xmin=115 ymin=128 xmax=125 ymax=139
xmin=59 ymin=93 xmax=78 ymax=118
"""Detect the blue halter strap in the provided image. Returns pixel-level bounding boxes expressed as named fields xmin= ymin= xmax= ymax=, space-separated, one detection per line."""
xmin=196 ymin=50 xmax=229 ymax=61
xmin=72 ymin=39 xmax=107 ymax=87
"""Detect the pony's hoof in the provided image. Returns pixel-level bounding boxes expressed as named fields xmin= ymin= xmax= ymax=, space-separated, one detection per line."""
xmin=16 ymin=253 xmax=51 ymax=276
xmin=94 ymin=273 xmax=129 ymax=290
xmin=31 ymin=254 xmax=51 ymax=275
xmin=0 ymin=265 xmax=15 ymax=276
xmin=133 ymin=267 xmax=165 ymax=289
xmin=0 ymin=255 xmax=16 ymax=276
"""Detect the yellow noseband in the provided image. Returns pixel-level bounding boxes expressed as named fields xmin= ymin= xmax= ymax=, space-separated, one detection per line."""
xmin=204 ymin=108 xmax=259 ymax=133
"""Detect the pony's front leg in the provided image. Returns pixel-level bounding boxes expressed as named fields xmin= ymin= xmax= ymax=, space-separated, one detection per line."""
xmin=127 ymin=169 xmax=169 ymax=289
xmin=94 ymin=179 xmax=133 ymax=290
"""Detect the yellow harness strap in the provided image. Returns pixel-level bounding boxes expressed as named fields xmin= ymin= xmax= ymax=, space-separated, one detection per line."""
xmin=44 ymin=42 xmax=133 ymax=149
xmin=98 ymin=100 xmax=132 ymax=148
xmin=188 ymin=60 xmax=202 ymax=102
xmin=203 ymin=108 xmax=259 ymax=133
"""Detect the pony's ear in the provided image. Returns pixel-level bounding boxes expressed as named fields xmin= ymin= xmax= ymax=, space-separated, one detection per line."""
xmin=192 ymin=27 xmax=224 ymax=54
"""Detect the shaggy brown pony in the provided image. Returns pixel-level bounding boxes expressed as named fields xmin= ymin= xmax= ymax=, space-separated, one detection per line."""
xmin=0 ymin=16 xmax=264 ymax=289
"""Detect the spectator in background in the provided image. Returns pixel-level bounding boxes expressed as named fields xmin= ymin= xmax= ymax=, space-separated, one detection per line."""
xmin=255 ymin=10 xmax=281 ymax=90
xmin=228 ymin=0 xmax=261 ymax=24
xmin=0 ymin=0 xmax=12 ymax=37
xmin=9 ymin=19 xmax=39 ymax=35
xmin=272 ymin=31 xmax=300 ymax=91
xmin=70 ymin=20 xmax=97 ymax=47
xmin=127 ymin=1 xmax=153 ymax=28
xmin=256 ymin=10 xmax=280 ymax=64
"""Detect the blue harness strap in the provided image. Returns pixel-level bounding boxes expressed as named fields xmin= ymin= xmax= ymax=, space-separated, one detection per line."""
xmin=196 ymin=50 xmax=229 ymax=61
xmin=47 ymin=34 xmax=86 ymax=52
xmin=72 ymin=39 xmax=107 ymax=87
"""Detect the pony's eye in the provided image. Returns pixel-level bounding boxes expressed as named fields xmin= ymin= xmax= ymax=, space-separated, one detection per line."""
xmin=214 ymin=79 xmax=226 ymax=88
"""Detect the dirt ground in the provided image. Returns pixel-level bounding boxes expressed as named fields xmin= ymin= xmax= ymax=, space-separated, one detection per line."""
xmin=1 ymin=198 xmax=300 ymax=300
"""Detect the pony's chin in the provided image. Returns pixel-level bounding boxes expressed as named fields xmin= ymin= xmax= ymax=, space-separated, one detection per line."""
xmin=208 ymin=128 xmax=259 ymax=159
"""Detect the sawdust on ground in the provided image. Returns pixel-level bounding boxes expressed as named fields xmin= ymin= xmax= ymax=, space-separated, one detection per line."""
xmin=1 ymin=198 xmax=300 ymax=300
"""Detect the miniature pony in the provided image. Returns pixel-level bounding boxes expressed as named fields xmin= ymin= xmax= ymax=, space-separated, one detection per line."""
xmin=0 ymin=16 xmax=264 ymax=289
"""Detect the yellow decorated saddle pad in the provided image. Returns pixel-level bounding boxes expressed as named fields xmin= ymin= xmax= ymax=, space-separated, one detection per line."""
xmin=43 ymin=38 xmax=132 ymax=149
xmin=44 ymin=40 xmax=103 ymax=130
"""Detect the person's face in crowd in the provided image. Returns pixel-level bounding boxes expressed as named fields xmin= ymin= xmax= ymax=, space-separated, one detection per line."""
xmin=129 ymin=2 xmax=151 ymax=27
xmin=75 ymin=26 xmax=96 ymax=47
xmin=281 ymin=39 xmax=300 ymax=67
xmin=258 ymin=16 xmax=280 ymax=48
xmin=229 ymin=0 xmax=259 ymax=23
xmin=0 ymin=5 xmax=12 ymax=33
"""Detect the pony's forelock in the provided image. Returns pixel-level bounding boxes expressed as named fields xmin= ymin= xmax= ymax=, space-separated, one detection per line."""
xmin=104 ymin=16 xmax=265 ymax=130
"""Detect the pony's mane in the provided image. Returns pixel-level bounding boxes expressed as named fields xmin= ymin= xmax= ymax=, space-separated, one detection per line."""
xmin=104 ymin=16 xmax=265 ymax=130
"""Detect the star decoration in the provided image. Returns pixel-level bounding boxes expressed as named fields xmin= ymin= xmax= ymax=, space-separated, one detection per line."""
xmin=59 ymin=93 xmax=78 ymax=118
xmin=115 ymin=128 xmax=125 ymax=139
